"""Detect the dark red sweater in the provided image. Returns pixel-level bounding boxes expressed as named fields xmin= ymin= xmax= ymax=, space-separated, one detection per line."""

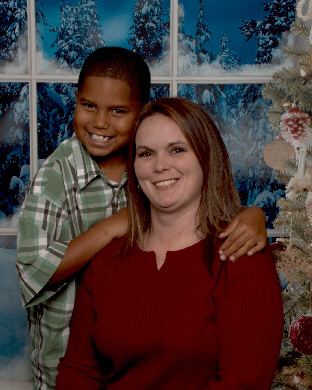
xmin=56 ymin=238 xmax=283 ymax=390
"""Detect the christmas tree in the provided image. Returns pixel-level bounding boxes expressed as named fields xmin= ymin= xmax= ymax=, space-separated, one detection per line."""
xmin=262 ymin=1 xmax=312 ymax=388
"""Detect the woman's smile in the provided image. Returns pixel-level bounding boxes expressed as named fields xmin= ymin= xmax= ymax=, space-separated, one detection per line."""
xmin=154 ymin=178 xmax=179 ymax=187
xmin=134 ymin=113 xmax=203 ymax=214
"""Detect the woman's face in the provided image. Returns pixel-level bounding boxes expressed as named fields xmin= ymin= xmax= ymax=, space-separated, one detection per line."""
xmin=134 ymin=114 xmax=203 ymax=216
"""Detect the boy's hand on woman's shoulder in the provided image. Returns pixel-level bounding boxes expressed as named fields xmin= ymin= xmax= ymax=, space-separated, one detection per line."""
xmin=218 ymin=206 xmax=267 ymax=262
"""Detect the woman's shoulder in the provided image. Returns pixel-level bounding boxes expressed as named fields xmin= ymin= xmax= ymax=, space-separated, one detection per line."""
xmin=92 ymin=236 xmax=127 ymax=267
xmin=223 ymin=244 xmax=281 ymax=292
xmin=80 ymin=237 xmax=127 ymax=291
xmin=211 ymin=241 xmax=279 ymax=290
xmin=227 ymin=244 xmax=275 ymax=271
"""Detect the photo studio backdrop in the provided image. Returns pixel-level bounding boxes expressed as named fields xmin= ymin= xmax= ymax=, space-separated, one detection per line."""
xmin=0 ymin=0 xmax=297 ymax=386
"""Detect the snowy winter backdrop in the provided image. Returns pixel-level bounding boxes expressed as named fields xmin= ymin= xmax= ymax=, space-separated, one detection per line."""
xmin=178 ymin=0 xmax=295 ymax=75
xmin=177 ymin=83 xmax=285 ymax=227
xmin=0 ymin=0 xmax=296 ymax=383
xmin=0 ymin=237 xmax=31 ymax=380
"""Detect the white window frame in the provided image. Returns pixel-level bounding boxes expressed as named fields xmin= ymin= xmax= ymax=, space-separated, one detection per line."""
xmin=0 ymin=0 xmax=285 ymax=239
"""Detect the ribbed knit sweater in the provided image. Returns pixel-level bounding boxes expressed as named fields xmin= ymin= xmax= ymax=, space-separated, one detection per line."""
xmin=56 ymin=237 xmax=283 ymax=390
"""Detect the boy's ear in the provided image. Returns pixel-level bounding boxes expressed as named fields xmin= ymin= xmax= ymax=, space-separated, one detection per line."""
xmin=75 ymin=90 xmax=79 ymax=102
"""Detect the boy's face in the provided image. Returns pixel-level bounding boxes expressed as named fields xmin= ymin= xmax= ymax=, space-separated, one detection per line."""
xmin=74 ymin=76 xmax=142 ymax=163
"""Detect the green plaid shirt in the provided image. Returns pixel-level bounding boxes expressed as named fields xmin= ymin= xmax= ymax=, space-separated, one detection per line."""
xmin=17 ymin=134 xmax=127 ymax=390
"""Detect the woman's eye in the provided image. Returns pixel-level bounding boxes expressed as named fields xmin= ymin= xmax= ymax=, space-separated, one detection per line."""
xmin=172 ymin=147 xmax=185 ymax=154
xmin=137 ymin=151 xmax=151 ymax=158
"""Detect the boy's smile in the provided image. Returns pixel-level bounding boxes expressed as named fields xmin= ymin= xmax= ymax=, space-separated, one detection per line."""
xmin=74 ymin=76 xmax=142 ymax=170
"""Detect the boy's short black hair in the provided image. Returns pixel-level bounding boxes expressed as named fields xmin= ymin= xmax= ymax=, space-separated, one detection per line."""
xmin=78 ymin=47 xmax=151 ymax=106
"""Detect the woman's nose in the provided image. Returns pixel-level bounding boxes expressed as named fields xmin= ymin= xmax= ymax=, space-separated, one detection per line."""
xmin=92 ymin=110 xmax=109 ymax=129
xmin=153 ymin=154 xmax=170 ymax=172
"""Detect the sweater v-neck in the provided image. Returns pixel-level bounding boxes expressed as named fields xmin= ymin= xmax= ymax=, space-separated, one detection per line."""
xmin=134 ymin=239 xmax=205 ymax=272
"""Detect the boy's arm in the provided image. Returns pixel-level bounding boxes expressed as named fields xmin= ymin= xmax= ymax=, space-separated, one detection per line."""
xmin=17 ymin=190 xmax=127 ymax=307
xmin=47 ymin=208 xmax=127 ymax=286
xmin=218 ymin=206 xmax=267 ymax=261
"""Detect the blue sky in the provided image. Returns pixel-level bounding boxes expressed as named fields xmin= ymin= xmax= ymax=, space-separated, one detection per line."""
xmin=37 ymin=0 xmax=275 ymax=64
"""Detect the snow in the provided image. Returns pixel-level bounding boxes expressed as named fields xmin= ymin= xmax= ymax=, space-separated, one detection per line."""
xmin=0 ymin=247 xmax=31 ymax=381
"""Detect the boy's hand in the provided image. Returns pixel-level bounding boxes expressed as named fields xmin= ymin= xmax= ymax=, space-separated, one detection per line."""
xmin=47 ymin=208 xmax=129 ymax=286
xmin=218 ymin=206 xmax=267 ymax=261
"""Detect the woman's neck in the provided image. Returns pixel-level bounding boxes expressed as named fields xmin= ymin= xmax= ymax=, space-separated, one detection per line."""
xmin=139 ymin=209 xmax=203 ymax=270
xmin=141 ymin=206 xmax=203 ymax=253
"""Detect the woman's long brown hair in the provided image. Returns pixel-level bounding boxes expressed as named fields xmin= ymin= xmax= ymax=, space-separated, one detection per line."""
xmin=125 ymin=97 xmax=241 ymax=271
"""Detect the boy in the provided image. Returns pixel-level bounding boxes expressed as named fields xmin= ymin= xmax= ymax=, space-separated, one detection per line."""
xmin=17 ymin=47 xmax=267 ymax=390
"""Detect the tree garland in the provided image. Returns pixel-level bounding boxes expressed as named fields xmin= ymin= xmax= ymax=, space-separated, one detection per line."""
xmin=297 ymin=0 xmax=312 ymax=43
xmin=297 ymin=0 xmax=312 ymax=21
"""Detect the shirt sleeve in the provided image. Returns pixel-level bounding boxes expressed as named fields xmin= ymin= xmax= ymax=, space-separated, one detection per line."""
xmin=207 ymin=246 xmax=284 ymax=390
xmin=16 ymin=168 xmax=72 ymax=307
xmin=56 ymin=264 xmax=106 ymax=390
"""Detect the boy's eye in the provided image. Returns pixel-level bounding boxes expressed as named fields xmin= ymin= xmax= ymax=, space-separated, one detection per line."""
xmin=82 ymin=102 xmax=95 ymax=110
xmin=112 ymin=109 xmax=126 ymax=115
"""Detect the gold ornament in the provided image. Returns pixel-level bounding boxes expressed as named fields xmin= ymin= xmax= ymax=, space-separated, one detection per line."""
xmin=263 ymin=136 xmax=296 ymax=170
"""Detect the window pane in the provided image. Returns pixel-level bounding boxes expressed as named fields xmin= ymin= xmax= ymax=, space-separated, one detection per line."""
xmin=36 ymin=0 xmax=170 ymax=76
xmin=37 ymin=83 xmax=76 ymax=161
xmin=177 ymin=83 xmax=285 ymax=228
xmin=151 ymin=83 xmax=170 ymax=100
xmin=178 ymin=0 xmax=296 ymax=76
xmin=0 ymin=83 xmax=30 ymax=228
xmin=0 ymin=0 xmax=28 ymax=74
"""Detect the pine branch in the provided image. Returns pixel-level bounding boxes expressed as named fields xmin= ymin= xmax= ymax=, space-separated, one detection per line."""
xmin=282 ymin=45 xmax=309 ymax=61
xmin=262 ymin=17 xmax=312 ymax=390
xmin=290 ymin=19 xmax=312 ymax=39
xmin=271 ymin=67 xmax=303 ymax=87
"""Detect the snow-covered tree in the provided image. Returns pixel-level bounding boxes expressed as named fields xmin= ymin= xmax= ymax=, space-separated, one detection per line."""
xmin=239 ymin=0 xmax=296 ymax=64
xmin=37 ymin=83 xmax=76 ymax=160
xmin=0 ymin=0 xmax=27 ymax=67
xmin=76 ymin=0 xmax=104 ymax=53
xmin=194 ymin=0 xmax=213 ymax=66
xmin=178 ymin=3 xmax=198 ymax=74
xmin=178 ymin=0 xmax=214 ymax=75
xmin=150 ymin=84 xmax=170 ymax=101
xmin=177 ymin=82 xmax=282 ymax=227
xmin=35 ymin=0 xmax=48 ymax=41
xmin=128 ymin=0 xmax=169 ymax=65
xmin=206 ymin=83 xmax=281 ymax=226
xmin=0 ymin=82 xmax=29 ymax=226
xmin=51 ymin=0 xmax=104 ymax=71
xmin=216 ymin=34 xmax=242 ymax=70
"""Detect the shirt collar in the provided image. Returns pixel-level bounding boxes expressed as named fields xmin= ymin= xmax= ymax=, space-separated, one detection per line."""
xmin=71 ymin=133 xmax=128 ymax=190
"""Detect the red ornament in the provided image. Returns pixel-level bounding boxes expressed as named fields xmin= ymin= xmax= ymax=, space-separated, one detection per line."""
xmin=280 ymin=103 xmax=311 ymax=144
xmin=270 ymin=241 xmax=287 ymax=252
xmin=289 ymin=314 xmax=312 ymax=355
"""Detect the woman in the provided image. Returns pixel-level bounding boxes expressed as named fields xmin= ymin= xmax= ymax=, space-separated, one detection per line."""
xmin=56 ymin=98 xmax=284 ymax=389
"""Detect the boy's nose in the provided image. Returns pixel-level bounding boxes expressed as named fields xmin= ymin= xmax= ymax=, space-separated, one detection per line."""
xmin=92 ymin=111 xmax=110 ymax=129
